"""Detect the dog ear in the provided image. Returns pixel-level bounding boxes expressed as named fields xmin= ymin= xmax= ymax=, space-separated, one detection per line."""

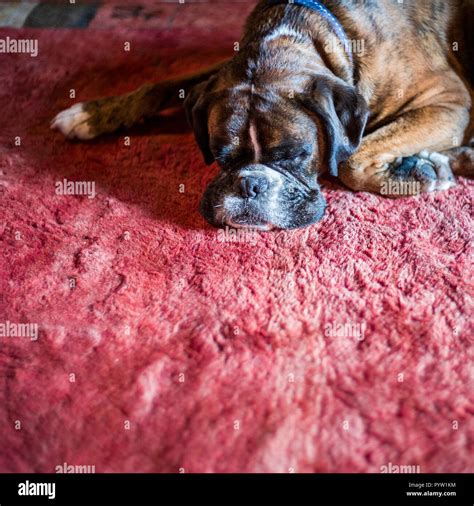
xmin=299 ymin=76 xmax=368 ymax=177
xmin=184 ymin=76 xmax=219 ymax=166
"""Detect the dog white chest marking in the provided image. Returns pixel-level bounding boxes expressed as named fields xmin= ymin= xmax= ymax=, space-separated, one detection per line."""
xmin=249 ymin=122 xmax=261 ymax=163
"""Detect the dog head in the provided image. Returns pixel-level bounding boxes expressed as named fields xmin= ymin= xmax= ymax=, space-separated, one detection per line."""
xmin=185 ymin=67 xmax=368 ymax=230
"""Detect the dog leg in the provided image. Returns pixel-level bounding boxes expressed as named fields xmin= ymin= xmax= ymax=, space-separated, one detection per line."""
xmin=339 ymin=104 xmax=471 ymax=197
xmin=51 ymin=61 xmax=228 ymax=140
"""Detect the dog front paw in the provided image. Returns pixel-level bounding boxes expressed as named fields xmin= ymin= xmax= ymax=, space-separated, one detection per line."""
xmin=51 ymin=103 xmax=96 ymax=140
xmin=382 ymin=151 xmax=456 ymax=196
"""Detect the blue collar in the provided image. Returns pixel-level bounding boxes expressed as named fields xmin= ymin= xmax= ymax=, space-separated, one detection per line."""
xmin=266 ymin=0 xmax=353 ymax=63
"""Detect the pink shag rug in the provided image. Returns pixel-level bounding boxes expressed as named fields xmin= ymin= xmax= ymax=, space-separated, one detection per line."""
xmin=0 ymin=9 xmax=473 ymax=473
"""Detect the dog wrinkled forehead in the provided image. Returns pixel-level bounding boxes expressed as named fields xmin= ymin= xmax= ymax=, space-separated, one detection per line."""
xmin=207 ymin=88 xmax=250 ymax=141
xmin=206 ymin=85 xmax=318 ymax=165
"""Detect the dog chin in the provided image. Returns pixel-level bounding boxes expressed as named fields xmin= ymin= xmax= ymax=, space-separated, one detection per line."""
xmin=213 ymin=194 xmax=277 ymax=230
xmin=200 ymin=180 xmax=327 ymax=230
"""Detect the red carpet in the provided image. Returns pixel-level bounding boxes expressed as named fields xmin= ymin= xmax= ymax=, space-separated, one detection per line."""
xmin=0 ymin=14 xmax=473 ymax=473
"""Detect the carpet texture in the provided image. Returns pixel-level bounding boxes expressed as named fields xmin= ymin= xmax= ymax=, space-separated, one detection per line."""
xmin=0 ymin=6 xmax=473 ymax=473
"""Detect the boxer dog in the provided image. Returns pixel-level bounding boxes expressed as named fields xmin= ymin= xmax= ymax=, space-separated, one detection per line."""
xmin=52 ymin=0 xmax=473 ymax=230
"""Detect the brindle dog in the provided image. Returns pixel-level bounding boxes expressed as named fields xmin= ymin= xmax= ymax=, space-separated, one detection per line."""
xmin=52 ymin=0 xmax=474 ymax=230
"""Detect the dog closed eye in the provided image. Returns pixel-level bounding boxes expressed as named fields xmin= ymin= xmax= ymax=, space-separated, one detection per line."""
xmin=264 ymin=143 xmax=312 ymax=163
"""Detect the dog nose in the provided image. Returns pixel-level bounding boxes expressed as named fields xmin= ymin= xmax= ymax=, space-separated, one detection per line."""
xmin=238 ymin=175 xmax=269 ymax=199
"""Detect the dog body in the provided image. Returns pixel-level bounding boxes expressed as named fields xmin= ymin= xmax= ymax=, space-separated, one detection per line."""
xmin=52 ymin=0 xmax=473 ymax=229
